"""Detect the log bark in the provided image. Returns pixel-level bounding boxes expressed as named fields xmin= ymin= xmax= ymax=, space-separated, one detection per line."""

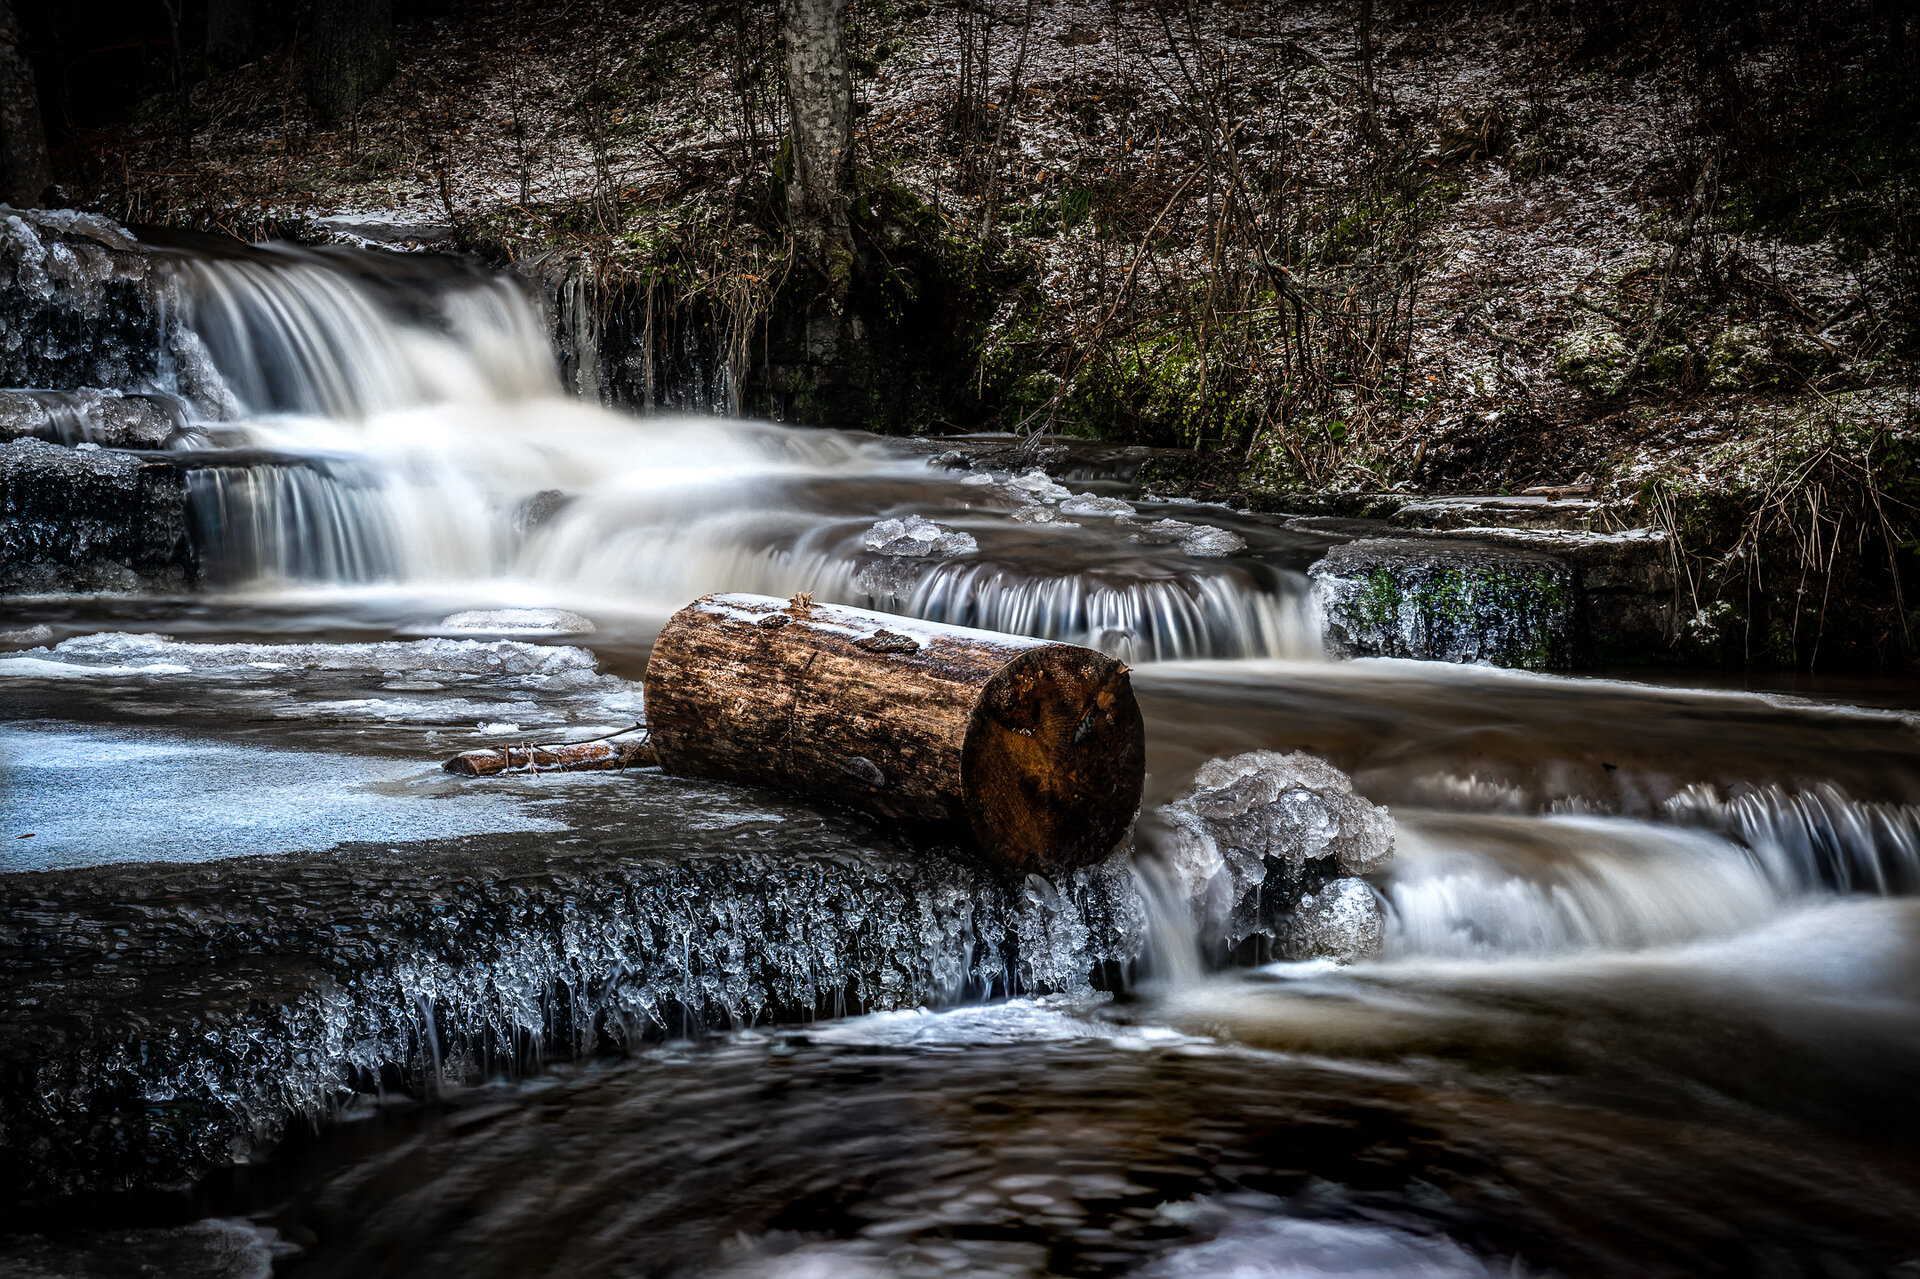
xmin=444 ymin=738 xmax=656 ymax=777
xmin=644 ymin=593 xmax=1145 ymax=876
xmin=0 ymin=0 xmax=50 ymax=208
xmin=783 ymin=0 xmax=856 ymax=300
xmin=304 ymin=0 xmax=395 ymax=126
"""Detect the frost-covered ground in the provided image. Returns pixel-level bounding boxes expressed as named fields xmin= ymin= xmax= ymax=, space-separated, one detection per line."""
xmin=76 ymin=0 xmax=1916 ymax=496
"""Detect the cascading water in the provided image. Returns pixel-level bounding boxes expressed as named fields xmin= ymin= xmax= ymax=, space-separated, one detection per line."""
xmin=155 ymin=247 xmax=1317 ymax=659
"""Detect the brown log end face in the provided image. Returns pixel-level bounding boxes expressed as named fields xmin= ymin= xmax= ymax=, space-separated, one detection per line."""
xmin=960 ymin=647 xmax=1145 ymax=877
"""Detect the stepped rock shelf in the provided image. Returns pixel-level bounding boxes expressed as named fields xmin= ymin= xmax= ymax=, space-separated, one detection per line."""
xmin=645 ymin=593 xmax=1147 ymax=877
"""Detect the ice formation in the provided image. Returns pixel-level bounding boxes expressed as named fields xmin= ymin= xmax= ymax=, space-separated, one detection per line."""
xmin=1123 ymin=515 xmax=1248 ymax=557
xmin=1058 ymin=494 xmax=1137 ymax=518
xmin=1153 ymin=750 xmax=1394 ymax=960
xmin=440 ymin=608 xmax=596 ymax=634
xmin=862 ymin=514 xmax=980 ymax=558
xmin=37 ymin=631 xmax=603 ymax=678
xmin=0 ymin=835 xmax=1145 ymax=1198
xmin=1004 ymin=468 xmax=1073 ymax=503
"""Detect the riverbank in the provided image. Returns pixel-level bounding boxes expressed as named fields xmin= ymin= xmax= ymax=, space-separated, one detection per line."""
xmin=35 ymin=0 xmax=1916 ymax=670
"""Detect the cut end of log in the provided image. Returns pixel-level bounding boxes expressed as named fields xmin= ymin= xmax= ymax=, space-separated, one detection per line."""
xmin=962 ymin=646 xmax=1144 ymax=876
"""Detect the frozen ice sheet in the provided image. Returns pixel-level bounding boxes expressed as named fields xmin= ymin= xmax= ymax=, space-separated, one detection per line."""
xmin=0 ymin=722 xmax=571 ymax=871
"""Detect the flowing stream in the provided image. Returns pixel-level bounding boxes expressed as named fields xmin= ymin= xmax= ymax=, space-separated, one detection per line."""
xmin=3 ymin=246 xmax=1919 ymax=1277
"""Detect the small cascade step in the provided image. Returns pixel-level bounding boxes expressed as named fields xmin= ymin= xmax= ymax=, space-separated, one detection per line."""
xmin=0 ymin=820 xmax=1142 ymax=1203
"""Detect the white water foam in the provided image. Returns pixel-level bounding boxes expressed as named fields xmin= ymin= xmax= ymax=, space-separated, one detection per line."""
xmin=1382 ymin=812 xmax=1785 ymax=957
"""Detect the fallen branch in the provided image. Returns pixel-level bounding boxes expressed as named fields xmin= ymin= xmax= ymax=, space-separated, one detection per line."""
xmin=445 ymin=732 xmax=656 ymax=776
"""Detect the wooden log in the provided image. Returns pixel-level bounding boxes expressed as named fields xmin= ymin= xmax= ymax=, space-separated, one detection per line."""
xmin=444 ymin=738 xmax=657 ymax=777
xmin=643 ymin=592 xmax=1145 ymax=876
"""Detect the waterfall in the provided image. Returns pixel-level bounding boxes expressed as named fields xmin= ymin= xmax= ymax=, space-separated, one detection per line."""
xmin=170 ymin=250 xmax=555 ymax=419
xmin=153 ymin=247 xmax=1316 ymax=659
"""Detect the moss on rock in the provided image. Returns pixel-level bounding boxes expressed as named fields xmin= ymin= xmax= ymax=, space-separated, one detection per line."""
xmin=1554 ymin=325 xmax=1627 ymax=393
xmin=1310 ymin=537 xmax=1576 ymax=669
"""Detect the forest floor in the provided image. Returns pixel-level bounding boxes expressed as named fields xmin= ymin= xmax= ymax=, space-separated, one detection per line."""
xmin=54 ymin=0 xmax=1920 ymax=665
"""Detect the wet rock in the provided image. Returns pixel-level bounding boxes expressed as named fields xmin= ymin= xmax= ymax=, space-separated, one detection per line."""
xmin=1391 ymin=494 xmax=1603 ymax=533
xmin=512 ymin=487 xmax=570 ymax=533
xmin=0 ymin=388 xmax=178 ymax=448
xmin=1154 ymin=750 xmax=1392 ymax=958
xmin=0 ymin=809 xmax=1143 ymax=1201
xmin=0 ymin=1219 xmax=280 ymax=1278
xmin=1311 ymin=537 xmax=1575 ymax=669
xmin=0 ymin=438 xmax=192 ymax=593
xmin=1432 ymin=525 xmax=1676 ymax=663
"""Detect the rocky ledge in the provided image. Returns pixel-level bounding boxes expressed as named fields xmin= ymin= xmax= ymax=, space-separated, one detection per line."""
xmin=0 ymin=633 xmax=1404 ymax=1205
xmin=1310 ymin=537 xmax=1577 ymax=669
xmin=0 ymin=815 xmax=1144 ymax=1205
xmin=0 ymin=438 xmax=191 ymax=593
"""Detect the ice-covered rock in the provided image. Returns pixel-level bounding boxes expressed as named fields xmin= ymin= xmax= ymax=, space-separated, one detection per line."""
xmin=0 ymin=822 xmax=1145 ymax=1198
xmin=1282 ymin=877 xmax=1386 ymax=963
xmin=0 ymin=437 xmax=191 ymax=593
xmin=0 ymin=633 xmax=644 ymax=731
xmin=1176 ymin=524 xmax=1246 ymax=557
xmin=1005 ymin=468 xmax=1072 ymax=503
xmin=1124 ymin=516 xmax=1246 ymax=557
xmin=1011 ymin=504 xmax=1080 ymax=526
xmin=852 ymin=555 xmax=928 ymax=599
xmin=863 ymin=514 xmax=979 ymax=558
xmin=32 ymin=631 xmax=603 ymax=679
xmin=0 ymin=388 xmax=178 ymax=448
xmin=0 ymin=210 xmax=162 ymax=393
xmin=1058 ymin=494 xmax=1136 ymax=518
xmin=440 ymin=608 xmax=595 ymax=634
xmin=1153 ymin=750 xmax=1393 ymax=960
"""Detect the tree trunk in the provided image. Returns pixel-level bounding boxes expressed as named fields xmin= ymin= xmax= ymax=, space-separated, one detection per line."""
xmin=206 ymin=0 xmax=257 ymax=69
xmin=304 ymin=0 xmax=395 ymax=126
xmin=644 ymin=593 xmax=1145 ymax=876
xmin=783 ymin=0 xmax=856 ymax=300
xmin=0 ymin=0 xmax=50 ymax=208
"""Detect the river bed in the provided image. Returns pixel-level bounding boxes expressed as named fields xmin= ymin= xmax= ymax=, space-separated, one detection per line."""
xmin=3 ymin=242 xmax=1918 ymax=1277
